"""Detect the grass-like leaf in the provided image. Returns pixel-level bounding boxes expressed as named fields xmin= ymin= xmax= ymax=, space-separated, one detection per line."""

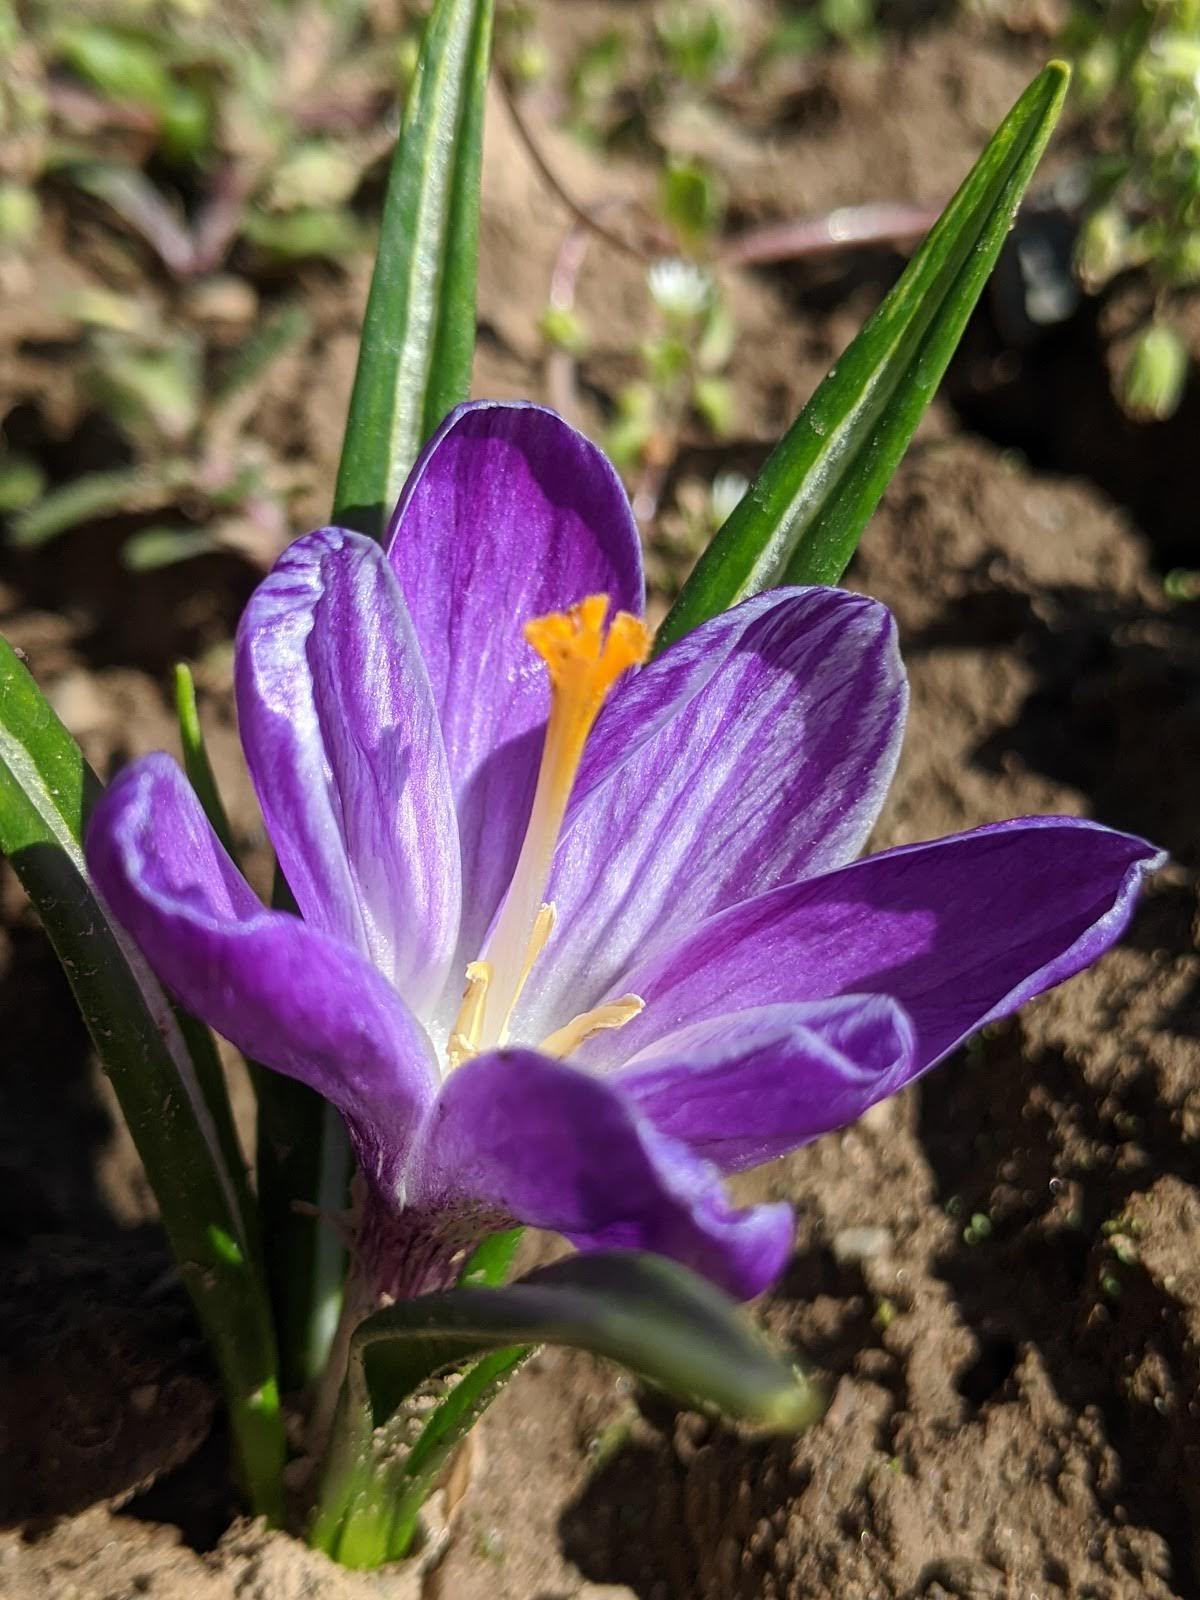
xmin=9 ymin=462 xmax=189 ymax=549
xmin=312 ymin=1251 xmax=825 ymax=1567
xmin=0 ymin=635 xmax=284 ymax=1521
xmin=656 ymin=61 xmax=1070 ymax=651
xmin=173 ymin=661 xmax=236 ymax=858
xmin=332 ymin=0 xmax=494 ymax=537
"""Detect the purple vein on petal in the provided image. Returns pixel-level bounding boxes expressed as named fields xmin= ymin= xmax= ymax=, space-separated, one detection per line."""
xmin=575 ymin=816 xmax=1164 ymax=1079
xmin=235 ymin=526 xmax=461 ymax=1017
xmin=514 ymin=586 xmax=907 ymax=1042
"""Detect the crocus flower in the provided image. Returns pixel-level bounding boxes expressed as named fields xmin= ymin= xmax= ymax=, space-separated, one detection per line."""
xmin=86 ymin=402 xmax=1163 ymax=1302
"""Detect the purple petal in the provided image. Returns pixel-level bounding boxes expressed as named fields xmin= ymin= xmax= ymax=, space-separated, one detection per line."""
xmin=85 ymin=753 xmax=438 ymax=1182
xmin=616 ymin=995 xmax=915 ymax=1172
xmin=514 ymin=588 xmax=906 ymax=1041
xmin=386 ymin=402 xmax=644 ymax=962
xmin=576 ymin=818 xmax=1165 ymax=1081
xmin=404 ymin=1050 xmax=794 ymax=1298
xmin=235 ymin=527 xmax=460 ymax=1016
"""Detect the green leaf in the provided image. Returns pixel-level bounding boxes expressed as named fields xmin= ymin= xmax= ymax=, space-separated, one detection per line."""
xmin=656 ymin=62 xmax=1070 ymax=652
xmin=253 ymin=907 xmax=352 ymax=1393
xmin=9 ymin=463 xmax=188 ymax=549
xmin=332 ymin=0 xmax=494 ymax=538
xmin=316 ymin=1346 xmax=528 ymax=1569
xmin=361 ymin=1251 xmax=822 ymax=1428
xmin=55 ymin=24 xmax=174 ymax=113
xmin=121 ymin=526 xmax=217 ymax=571
xmin=246 ymin=779 xmax=351 ymax=1388
xmin=173 ymin=662 xmax=236 ymax=859
xmin=243 ymin=206 xmax=365 ymax=263
xmin=458 ymin=1226 xmax=523 ymax=1287
xmin=312 ymin=1252 xmax=824 ymax=1567
xmin=0 ymin=635 xmax=285 ymax=1522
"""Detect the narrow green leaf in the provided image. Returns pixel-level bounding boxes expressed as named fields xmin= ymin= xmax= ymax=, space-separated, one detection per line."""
xmin=458 ymin=1226 xmax=523 ymax=1287
xmin=312 ymin=1252 xmax=825 ymax=1566
xmin=657 ymin=61 xmax=1070 ymax=651
xmin=9 ymin=462 xmax=187 ymax=548
xmin=313 ymin=1346 xmax=528 ymax=1567
xmin=381 ymin=1346 xmax=526 ymax=1556
xmin=249 ymin=754 xmax=350 ymax=1397
xmin=122 ymin=527 xmax=218 ymax=571
xmin=173 ymin=662 xmax=235 ymax=859
xmin=332 ymin=0 xmax=494 ymax=538
xmin=360 ymin=1252 xmax=822 ymax=1431
xmin=253 ymin=916 xmax=352 ymax=1393
xmin=0 ymin=635 xmax=284 ymax=1522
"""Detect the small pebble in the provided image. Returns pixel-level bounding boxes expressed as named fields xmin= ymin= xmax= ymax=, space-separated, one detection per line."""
xmin=832 ymin=1226 xmax=892 ymax=1264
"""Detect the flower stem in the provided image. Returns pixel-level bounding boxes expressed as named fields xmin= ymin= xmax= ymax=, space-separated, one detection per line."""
xmin=308 ymin=1252 xmax=374 ymax=1457
xmin=254 ymin=976 xmax=351 ymax=1389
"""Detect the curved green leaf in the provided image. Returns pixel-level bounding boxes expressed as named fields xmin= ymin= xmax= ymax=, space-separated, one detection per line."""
xmin=0 ymin=635 xmax=284 ymax=1522
xmin=657 ymin=61 xmax=1070 ymax=651
xmin=332 ymin=0 xmax=494 ymax=537
xmin=312 ymin=1252 xmax=825 ymax=1566
xmin=360 ymin=1252 xmax=821 ymax=1428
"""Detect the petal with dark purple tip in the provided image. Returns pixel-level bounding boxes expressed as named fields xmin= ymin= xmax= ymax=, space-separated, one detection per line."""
xmin=235 ymin=526 xmax=460 ymax=1016
xmin=615 ymin=995 xmax=915 ymax=1172
xmin=85 ymin=753 xmax=438 ymax=1182
xmin=577 ymin=817 xmax=1164 ymax=1081
xmin=385 ymin=401 xmax=644 ymax=962
xmin=403 ymin=1050 xmax=794 ymax=1299
xmin=515 ymin=587 xmax=906 ymax=1041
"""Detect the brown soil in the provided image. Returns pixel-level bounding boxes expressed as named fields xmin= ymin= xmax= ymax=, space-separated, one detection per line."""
xmin=4 ymin=7 xmax=1200 ymax=1599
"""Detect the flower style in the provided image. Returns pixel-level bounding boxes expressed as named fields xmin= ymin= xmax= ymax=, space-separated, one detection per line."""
xmin=86 ymin=402 xmax=1164 ymax=1302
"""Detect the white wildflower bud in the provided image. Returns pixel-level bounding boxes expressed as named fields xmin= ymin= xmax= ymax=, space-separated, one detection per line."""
xmin=648 ymin=259 xmax=714 ymax=320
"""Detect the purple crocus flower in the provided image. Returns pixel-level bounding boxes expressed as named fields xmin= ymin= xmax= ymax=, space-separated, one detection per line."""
xmin=86 ymin=402 xmax=1163 ymax=1302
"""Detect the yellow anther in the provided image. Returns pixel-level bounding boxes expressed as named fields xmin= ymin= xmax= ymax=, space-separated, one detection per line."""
xmin=447 ymin=961 xmax=491 ymax=1071
xmin=478 ymin=596 xmax=650 ymax=1051
xmin=539 ymin=994 xmax=646 ymax=1060
xmin=506 ymin=902 xmax=556 ymax=1036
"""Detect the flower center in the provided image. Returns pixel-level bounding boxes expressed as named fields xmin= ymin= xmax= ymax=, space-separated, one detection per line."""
xmin=446 ymin=594 xmax=650 ymax=1069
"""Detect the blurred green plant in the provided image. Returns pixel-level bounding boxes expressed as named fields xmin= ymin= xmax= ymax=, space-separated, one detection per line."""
xmin=556 ymin=0 xmax=880 ymax=153
xmin=595 ymin=258 xmax=735 ymax=534
xmin=1066 ymin=0 xmax=1200 ymax=418
xmin=524 ymin=0 xmax=948 ymax=559
xmin=768 ymin=0 xmax=880 ymax=57
xmin=0 ymin=0 xmax=427 ymax=278
xmin=0 ymin=0 xmax=442 ymax=565
xmin=8 ymin=289 xmax=309 ymax=567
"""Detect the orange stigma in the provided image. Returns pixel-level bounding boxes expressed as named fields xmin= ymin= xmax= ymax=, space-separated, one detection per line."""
xmin=465 ymin=595 xmax=650 ymax=1053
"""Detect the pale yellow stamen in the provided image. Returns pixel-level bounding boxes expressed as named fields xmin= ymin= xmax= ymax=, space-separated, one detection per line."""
xmin=539 ymin=994 xmax=646 ymax=1059
xmin=476 ymin=595 xmax=650 ymax=1051
xmin=446 ymin=961 xmax=491 ymax=1071
xmin=513 ymin=902 xmax=557 ymax=1014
